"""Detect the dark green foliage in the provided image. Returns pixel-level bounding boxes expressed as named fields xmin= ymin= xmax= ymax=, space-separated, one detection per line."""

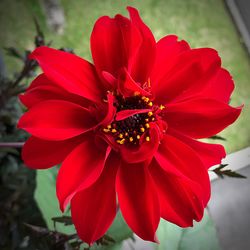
xmin=212 ymin=164 xmax=247 ymax=179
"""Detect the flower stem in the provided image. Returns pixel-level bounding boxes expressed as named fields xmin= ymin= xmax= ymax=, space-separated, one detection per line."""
xmin=0 ymin=142 xmax=24 ymax=148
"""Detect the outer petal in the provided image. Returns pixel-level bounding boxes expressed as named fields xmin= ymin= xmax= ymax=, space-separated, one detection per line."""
xmin=163 ymin=98 xmax=242 ymax=138
xmin=149 ymin=159 xmax=204 ymax=226
xmin=155 ymin=134 xmax=211 ymax=206
xmin=116 ymin=161 xmax=160 ymax=242
xmin=71 ymin=151 xmax=119 ymax=245
xmin=22 ymin=136 xmax=82 ymax=169
xmin=91 ymin=14 xmax=141 ymax=80
xmin=56 ymin=136 xmax=111 ymax=212
xmin=26 ymin=73 xmax=51 ymax=91
xmin=29 ymin=46 xmax=103 ymax=102
xmin=127 ymin=7 xmax=156 ymax=83
xmin=151 ymin=35 xmax=190 ymax=89
xmin=193 ymin=68 xmax=235 ymax=103
xmin=120 ymin=123 xmax=160 ymax=163
xmin=152 ymin=48 xmax=221 ymax=105
xmin=20 ymin=84 xmax=91 ymax=109
xmin=18 ymin=100 xmax=96 ymax=141
xmin=168 ymin=128 xmax=226 ymax=169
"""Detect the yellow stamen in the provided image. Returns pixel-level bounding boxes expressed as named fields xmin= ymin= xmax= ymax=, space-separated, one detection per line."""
xmin=129 ymin=137 xmax=134 ymax=142
xmin=120 ymin=138 xmax=125 ymax=144
xmin=134 ymin=91 xmax=140 ymax=96
xmin=117 ymin=138 xmax=126 ymax=144
xmin=111 ymin=129 xmax=117 ymax=133
xmin=140 ymin=127 xmax=145 ymax=133
xmin=148 ymin=78 xmax=151 ymax=88
xmin=148 ymin=102 xmax=153 ymax=107
xmin=119 ymin=134 xmax=124 ymax=139
xmin=137 ymin=135 xmax=140 ymax=140
xmin=103 ymin=128 xmax=110 ymax=133
xmin=160 ymin=104 xmax=165 ymax=110
xmin=145 ymin=123 xmax=150 ymax=129
xmin=107 ymin=125 xmax=112 ymax=129
xmin=146 ymin=136 xmax=150 ymax=142
xmin=148 ymin=111 xmax=153 ymax=117
xmin=144 ymin=97 xmax=149 ymax=103
xmin=145 ymin=118 xmax=149 ymax=122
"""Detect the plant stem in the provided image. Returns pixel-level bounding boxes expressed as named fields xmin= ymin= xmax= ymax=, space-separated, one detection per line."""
xmin=0 ymin=142 xmax=24 ymax=148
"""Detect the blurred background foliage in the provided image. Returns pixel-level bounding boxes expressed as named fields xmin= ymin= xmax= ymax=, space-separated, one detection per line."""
xmin=0 ymin=0 xmax=249 ymax=249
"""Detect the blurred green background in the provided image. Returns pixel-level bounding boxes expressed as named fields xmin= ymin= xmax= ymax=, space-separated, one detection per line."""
xmin=0 ymin=0 xmax=249 ymax=153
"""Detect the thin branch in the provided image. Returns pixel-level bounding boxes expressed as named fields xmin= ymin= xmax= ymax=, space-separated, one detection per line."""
xmin=0 ymin=142 xmax=24 ymax=148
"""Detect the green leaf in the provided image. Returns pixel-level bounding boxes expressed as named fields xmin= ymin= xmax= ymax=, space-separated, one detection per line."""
xmin=156 ymin=210 xmax=221 ymax=250
xmin=91 ymin=242 xmax=123 ymax=250
xmin=212 ymin=164 xmax=247 ymax=179
xmin=34 ymin=168 xmax=75 ymax=235
xmin=35 ymin=168 xmax=132 ymax=247
xmin=107 ymin=210 xmax=133 ymax=242
xmin=208 ymin=135 xmax=226 ymax=141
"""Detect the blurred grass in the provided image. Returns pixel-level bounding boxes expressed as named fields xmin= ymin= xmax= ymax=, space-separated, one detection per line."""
xmin=0 ymin=0 xmax=249 ymax=153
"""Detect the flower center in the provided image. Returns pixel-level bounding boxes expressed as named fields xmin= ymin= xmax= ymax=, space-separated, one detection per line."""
xmin=103 ymin=94 xmax=158 ymax=145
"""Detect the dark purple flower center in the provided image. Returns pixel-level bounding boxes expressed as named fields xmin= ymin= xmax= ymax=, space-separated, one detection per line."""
xmin=103 ymin=95 xmax=157 ymax=145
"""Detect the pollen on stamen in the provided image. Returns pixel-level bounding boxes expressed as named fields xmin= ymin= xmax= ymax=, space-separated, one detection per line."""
xmin=140 ymin=127 xmax=145 ymax=133
xmin=159 ymin=104 xmax=165 ymax=110
xmin=117 ymin=138 xmax=125 ymax=145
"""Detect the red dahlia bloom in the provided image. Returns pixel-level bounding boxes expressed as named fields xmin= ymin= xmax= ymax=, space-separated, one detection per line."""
xmin=18 ymin=7 xmax=242 ymax=244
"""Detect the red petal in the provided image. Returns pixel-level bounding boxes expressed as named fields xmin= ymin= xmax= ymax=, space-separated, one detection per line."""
xmin=102 ymin=71 xmax=117 ymax=89
xmin=18 ymin=100 xmax=96 ymax=141
xmin=22 ymin=136 xmax=82 ymax=169
xmin=164 ymin=98 xmax=242 ymax=138
xmin=71 ymin=151 xmax=119 ymax=245
xmin=96 ymin=93 xmax=116 ymax=127
xmin=116 ymin=109 xmax=151 ymax=121
xmin=56 ymin=137 xmax=111 ymax=211
xmin=116 ymin=161 xmax=160 ymax=242
xmin=127 ymin=7 xmax=156 ymax=83
xmin=118 ymin=68 xmax=150 ymax=97
xmin=91 ymin=14 xmax=141 ymax=80
xmin=169 ymin=128 xmax=226 ymax=169
xmin=155 ymin=134 xmax=210 ymax=207
xmin=149 ymin=159 xmax=204 ymax=226
xmin=29 ymin=46 xmax=103 ymax=102
xmin=194 ymin=68 xmax=235 ymax=103
xmin=20 ymin=84 xmax=91 ymax=109
xmin=120 ymin=123 xmax=160 ymax=163
xmin=152 ymin=48 xmax=221 ymax=105
xmin=151 ymin=35 xmax=190 ymax=89
xmin=26 ymin=73 xmax=50 ymax=91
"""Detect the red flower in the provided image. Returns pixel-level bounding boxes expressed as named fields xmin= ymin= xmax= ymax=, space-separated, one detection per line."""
xmin=18 ymin=7 xmax=242 ymax=244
